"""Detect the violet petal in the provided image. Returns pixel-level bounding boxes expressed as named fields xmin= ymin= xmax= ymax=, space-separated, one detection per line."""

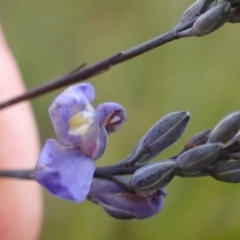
xmin=49 ymin=83 xmax=95 ymax=146
xmin=35 ymin=139 xmax=95 ymax=202
xmin=96 ymin=102 xmax=127 ymax=133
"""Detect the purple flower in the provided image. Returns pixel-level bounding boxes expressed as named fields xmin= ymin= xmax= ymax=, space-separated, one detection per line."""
xmin=35 ymin=83 xmax=127 ymax=202
xmin=88 ymin=179 xmax=166 ymax=219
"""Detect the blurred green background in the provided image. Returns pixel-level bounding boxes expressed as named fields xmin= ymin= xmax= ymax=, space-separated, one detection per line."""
xmin=1 ymin=0 xmax=240 ymax=239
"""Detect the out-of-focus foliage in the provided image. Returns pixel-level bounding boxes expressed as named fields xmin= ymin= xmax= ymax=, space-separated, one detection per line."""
xmin=1 ymin=0 xmax=240 ymax=239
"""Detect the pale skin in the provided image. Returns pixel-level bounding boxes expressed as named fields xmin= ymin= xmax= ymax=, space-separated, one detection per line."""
xmin=0 ymin=25 xmax=42 ymax=239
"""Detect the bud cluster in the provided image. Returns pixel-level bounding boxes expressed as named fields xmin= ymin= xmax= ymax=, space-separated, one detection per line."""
xmin=88 ymin=111 xmax=240 ymax=220
xmin=1 ymin=0 xmax=240 ymax=223
xmin=176 ymin=0 xmax=240 ymax=37
xmin=87 ymin=1 xmax=240 ymax=220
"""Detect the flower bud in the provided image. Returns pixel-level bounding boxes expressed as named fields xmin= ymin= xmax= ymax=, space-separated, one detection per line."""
xmin=229 ymin=152 xmax=240 ymax=160
xmin=192 ymin=2 xmax=231 ymax=36
xmin=208 ymin=112 xmax=240 ymax=143
xmin=208 ymin=160 xmax=240 ymax=183
xmin=88 ymin=180 xmax=166 ymax=219
xmin=130 ymin=160 xmax=177 ymax=192
xmin=176 ymin=143 xmax=223 ymax=174
xmin=229 ymin=130 xmax=240 ymax=143
xmin=224 ymin=139 xmax=240 ymax=154
xmin=177 ymin=0 xmax=217 ymax=27
xmin=128 ymin=111 xmax=190 ymax=163
xmin=228 ymin=7 xmax=240 ymax=23
xmin=225 ymin=0 xmax=240 ymax=4
xmin=180 ymin=129 xmax=211 ymax=154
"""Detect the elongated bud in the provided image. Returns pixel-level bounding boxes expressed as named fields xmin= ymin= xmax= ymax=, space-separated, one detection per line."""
xmin=180 ymin=129 xmax=211 ymax=154
xmin=177 ymin=0 xmax=217 ymax=27
xmin=220 ymin=131 xmax=240 ymax=158
xmin=228 ymin=7 xmax=240 ymax=23
xmin=225 ymin=0 xmax=240 ymax=4
xmin=130 ymin=160 xmax=177 ymax=192
xmin=176 ymin=143 xmax=223 ymax=174
xmin=200 ymin=0 xmax=218 ymax=12
xmin=224 ymin=139 xmax=240 ymax=154
xmin=128 ymin=111 xmax=190 ymax=164
xmin=178 ymin=2 xmax=231 ymax=37
xmin=192 ymin=2 xmax=231 ymax=36
xmin=229 ymin=131 xmax=240 ymax=143
xmin=208 ymin=112 xmax=240 ymax=143
xmin=142 ymin=111 xmax=190 ymax=153
xmin=229 ymin=152 xmax=240 ymax=160
xmin=208 ymin=160 xmax=240 ymax=183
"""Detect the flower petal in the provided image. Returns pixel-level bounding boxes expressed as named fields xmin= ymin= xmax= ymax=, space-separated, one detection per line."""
xmin=96 ymin=102 xmax=127 ymax=133
xmin=88 ymin=180 xmax=166 ymax=219
xmin=81 ymin=122 xmax=108 ymax=160
xmin=35 ymin=139 xmax=95 ymax=202
xmin=49 ymin=83 xmax=95 ymax=145
xmin=49 ymin=83 xmax=108 ymax=159
xmin=69 ymin=83 xmax=95 ymax=102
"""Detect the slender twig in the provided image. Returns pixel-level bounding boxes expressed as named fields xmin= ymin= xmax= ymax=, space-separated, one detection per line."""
xmin=0 ymin=161 xmax=209 ymax=180
xmin=0 ymin=20 xmax=197 ymax=110
xmin=0 ymin=166 xmax=142 ymax=180
xmin=0 ymin=169 xmax=35 ymax=180
xmin=94 ymin=165 xmax=142 ymax=178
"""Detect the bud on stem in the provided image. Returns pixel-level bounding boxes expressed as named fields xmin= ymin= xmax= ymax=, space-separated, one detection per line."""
xmin=178 ymin=2 xmax=231 ymax=37
xmin=125 ymin=111 xmax=190 ymax=165
xmin=176 ymin=143 xmax=223 ymax=174
xmin=130 ymin=160 xmax=177 ymax=192
xmin=208 ymin=112 xmax=240 ymax=143
xmin=207 ymin=160 xmax=240 ymax=183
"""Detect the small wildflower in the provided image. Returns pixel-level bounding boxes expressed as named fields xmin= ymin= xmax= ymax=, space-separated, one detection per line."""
xmin=35 ymin=83 xmax=127 ymax=202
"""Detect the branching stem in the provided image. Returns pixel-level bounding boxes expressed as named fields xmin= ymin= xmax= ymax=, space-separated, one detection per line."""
xmin=0 ymin=20 xmax=196 ymax=110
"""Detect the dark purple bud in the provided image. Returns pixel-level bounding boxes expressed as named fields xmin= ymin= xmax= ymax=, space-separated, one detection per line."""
xmin=229 ymin=131 xmax=240 ymax=143
xmin=176 ymin=143 xmax=223 ymax=174
xmin=177 ymin=0 xmax=217 ymax=27
xmin=225 ymin=0 xmax=240 ymax=4
xmin=229 ymin=152 xmax=240 ymax=160
xmin=143 ymin=111 xmax=190 ymax=153
xmin=224 ymin=140 xmax=240 ymax=154
xmin=88 ymin=180 xmax=166 ymax=220
xmin=192 ymin=2 xmax=231 ymax=36
xmin=130 ymin=160 xmax=177 ymax=192
xmin=221 ymin=131 xmax=240 ymax=156
xmin=208 ymin=160 xmax=240 ymax=183
xmin=129 ymin=111 xmax=190 ymax=164
xmin=228 ymin=7 xmax=240 ymax=23
xmin=178 ymin=2 xmax=231 ymax=37
xmin=200 ymin=0 xmax=218 ymax=12
xmin=179 ymin=129 xmax=211 ymax=154
xmin=208 ymin=112 xmax=240 ymax=143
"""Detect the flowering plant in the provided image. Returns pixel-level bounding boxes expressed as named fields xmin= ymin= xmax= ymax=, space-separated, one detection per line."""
xmin=1 ymin=0 xmax=240 ymax=224
xmin=33 ymin=82 xmax=167 ymax=219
